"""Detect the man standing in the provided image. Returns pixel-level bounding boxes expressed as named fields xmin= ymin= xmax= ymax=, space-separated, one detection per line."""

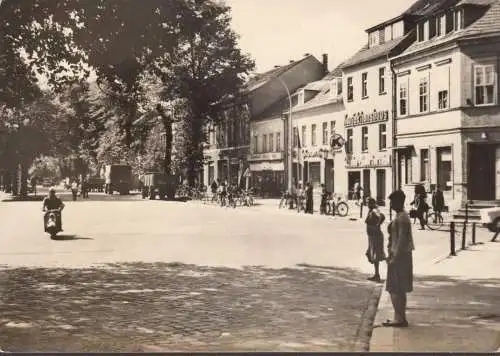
xmin=71 ymin=180 xmax=78 ymax=201
xmin=383 ymin=190 xmax=415 ymax=328
xmin=305 ymin=182 xmax=313 ymax=214
xmin=431 ymin=185 xmax=445 ymax=221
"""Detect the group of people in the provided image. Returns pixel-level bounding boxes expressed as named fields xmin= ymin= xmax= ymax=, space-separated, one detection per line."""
xmin=410 ymin=184 xmax=445 ymax=230
xmin=210 ymin=179 xmax=246 ymax=206
xmin=66 ymin=178 xmax=89 ymax=201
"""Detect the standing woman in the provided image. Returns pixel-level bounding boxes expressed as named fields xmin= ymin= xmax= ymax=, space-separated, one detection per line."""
xmin=305 ymin=182 xmax=314 ymax=214
xmin=365 ymin=198 xmax=386 ymax=282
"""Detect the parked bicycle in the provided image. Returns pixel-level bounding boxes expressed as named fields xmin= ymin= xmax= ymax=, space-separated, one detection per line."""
xmin=411 ymin=208 xmax=444 ymax=230
xmin=325 ymin=193 xmax=349 ymax=217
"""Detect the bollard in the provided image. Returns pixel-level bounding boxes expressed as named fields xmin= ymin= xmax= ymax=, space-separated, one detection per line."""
xmin=359 ymin=201 xmax=363 ymax=219
xmin=472 ymin=222 xmax=476 ymax=245
xmin=462 ymin=221 xmax=467 ymax=250
xmin=450 ymin=222 xmax=456 ymax=256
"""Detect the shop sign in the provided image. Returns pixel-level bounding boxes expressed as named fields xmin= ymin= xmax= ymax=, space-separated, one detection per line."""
xmin=248 ymin=152 xmax=284 ymax=161
xmin=344 ymin=110 xmax=389 ymax=128
xmin=346 ymin=153 xmax=392 ymax=168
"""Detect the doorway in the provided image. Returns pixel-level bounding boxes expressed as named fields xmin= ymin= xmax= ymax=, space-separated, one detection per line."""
xmin=469 ymin=144 xmax=496 ymax=200
xmin=363 ymin=169 xmax=371 ymax=198
xmin=325 ymin=159 xmax=334 ymax=193
xmin=376 ymin=169 xmax=386 ymax=206
xmin=348 ymin=171 xmax=361 ymax=200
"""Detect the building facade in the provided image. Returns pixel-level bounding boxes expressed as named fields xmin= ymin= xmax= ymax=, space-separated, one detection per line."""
xmin=392 ymin=0 xmax=500 ymax=208
xmin=203 ymin=54 xmax=328 ymax=192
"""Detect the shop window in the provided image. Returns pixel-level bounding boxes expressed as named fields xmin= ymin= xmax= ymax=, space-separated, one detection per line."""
xmin=269 ymin=133 xmax=274 ymax=152
xmin=322 ymin=122 xmax=328 ymax=145
xmin=347 ymin=77 xmax=353 ymax=101
xmin=474 ymin=65 xmax=496 ymax=106
xmin=276 ymin=132 xmax=281 ymax=151
xmin=346 ymin=128 xmax=353 ymax=154
xmin=262 ymin=134 xmax=267 ymax=153
xmin=362 ymin=72 xmax=368 ymax=98
xmin=301 ymin=125 xmax=306 ymax=147
xmin=379 ymin=67 xmax=385 ymax=94
xmin=419 ymin=77 xmax=429 ymax=112
xmin=420 ymin=149 xmax=429 ymax=182
xmin=399 ymin=81 xmax=408 ymax=116
xmin=438 ymin=90 xmax=448 ymax=109
xmin=311 ymin=124 xmax=317 ymax=146
xmin=362 ymin=126 xmax=368 ymax=152
xmin=379 ymin=124 xmax=387 ymax=150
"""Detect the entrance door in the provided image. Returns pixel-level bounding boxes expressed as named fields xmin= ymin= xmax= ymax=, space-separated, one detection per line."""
xmin=363 ymin=169 xmax=371 ymax=198
xmin=348 ymin=171 xmax=361 ymax=200
xmin=376 ymin=169 xmax=386 ymax=206
xmin=496 ymin=147 xmax=500 ymax=200
xmin=325 ymin=159 xmax=334 ymax=193
xmin=469 ymin=144 xmax=495 ymax=200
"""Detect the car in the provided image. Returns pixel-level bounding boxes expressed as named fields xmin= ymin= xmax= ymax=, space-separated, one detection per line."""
xmin=479 ymin=207 xmax=500 ymax=232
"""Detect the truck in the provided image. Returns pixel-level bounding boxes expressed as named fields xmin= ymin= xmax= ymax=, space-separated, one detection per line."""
xmin=104 ymin=164 xmax=132 ymax=195
xmin=141 ymin=172 xmax=178 ymax=200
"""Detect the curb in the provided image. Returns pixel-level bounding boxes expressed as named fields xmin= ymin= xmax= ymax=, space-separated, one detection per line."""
xmin=353 ymin=283 xmax=383 ymax=352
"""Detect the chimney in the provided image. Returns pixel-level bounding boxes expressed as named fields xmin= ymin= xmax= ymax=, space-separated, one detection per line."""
xmin=289 ymin=60 xmax=295 ymax=64
xmin=322 ymin=53 xmax=328 ymax=75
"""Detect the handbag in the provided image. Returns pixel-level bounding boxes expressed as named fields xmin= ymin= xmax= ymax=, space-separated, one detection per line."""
xmin=409 ymin=209 xmax=418 ymax=218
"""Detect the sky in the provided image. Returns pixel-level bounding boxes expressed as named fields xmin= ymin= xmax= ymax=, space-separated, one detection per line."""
xmin=225 ymin=0 xmax=417 ymax=73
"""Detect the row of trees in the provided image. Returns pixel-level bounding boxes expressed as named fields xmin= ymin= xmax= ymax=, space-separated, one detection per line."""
xmin=0 ymin=0 xmax=254 ymax=196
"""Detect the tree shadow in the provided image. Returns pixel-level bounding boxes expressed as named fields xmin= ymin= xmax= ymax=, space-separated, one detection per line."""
xmin=51 ymin=235 xmax=93 ymax=241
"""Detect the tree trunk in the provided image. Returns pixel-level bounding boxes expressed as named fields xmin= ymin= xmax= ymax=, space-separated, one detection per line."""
xmin=161 ymin=115 xmax=173 ymax=175
xmin=18 ymin=162 xmax=28 ymax=197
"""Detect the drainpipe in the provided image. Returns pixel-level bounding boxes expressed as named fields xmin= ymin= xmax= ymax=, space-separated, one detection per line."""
xmin=389 ymin=56 xmax=398 ymax=193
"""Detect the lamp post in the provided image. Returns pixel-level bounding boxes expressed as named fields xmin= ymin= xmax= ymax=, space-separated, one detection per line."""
xmin=275 ymin=76 xmax=293 ymax=192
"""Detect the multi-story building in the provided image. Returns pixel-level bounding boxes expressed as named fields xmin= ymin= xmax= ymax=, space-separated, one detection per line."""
xmin=339 ymin=0 xmax=442 ymax=206
xmin=248 ymin=65 xmax=344 ymax=196
xmin=392 ymin=0 xmax=500 ymax=208
xmin=203 ymin=54 xmax=328 ymax=190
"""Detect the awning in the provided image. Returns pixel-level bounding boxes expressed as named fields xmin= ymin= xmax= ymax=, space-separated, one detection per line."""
xmin=390 ymin=145 xmax=414 ymax=150
xmin=249 ymin=162 xmax=284 ymax=172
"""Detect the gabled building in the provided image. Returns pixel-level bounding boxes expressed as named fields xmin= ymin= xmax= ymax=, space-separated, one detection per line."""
xmin=202 ymin=54 xmax=328 ymax=188
xmin=391 ymin=0 xmax=500 ymax=207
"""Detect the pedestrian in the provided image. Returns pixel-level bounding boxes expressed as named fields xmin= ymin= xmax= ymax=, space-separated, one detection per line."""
xmin=431 ymin=184 xmax=445 ymax=221
xmin=353 ymin=180 xmax=363 ymax=206
xmin=383 ymin=190 xmax=415 ymax=328
xmin=365 ymin=198 xmax=386 ymax=283
xmin=320 ymin=184 xmax=328 ymax=215
xmin=71 ymin=180 xmax=78 ymax=201
xmin=305 ymin=182 xmax=313 ymax=214
xmin=410 ymin=184 xmax=428 ymax=230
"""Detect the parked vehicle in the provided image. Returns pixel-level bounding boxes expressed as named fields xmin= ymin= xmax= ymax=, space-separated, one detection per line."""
xmin=480 ymin=207 xmax=500 ymax=232
xmin=141 ymin=172 xmax=178 ymax=200
xmin=104 ymin=164 xmax=132 ymax=195
xmin=87 ymin=177 xmax=105 ymax=192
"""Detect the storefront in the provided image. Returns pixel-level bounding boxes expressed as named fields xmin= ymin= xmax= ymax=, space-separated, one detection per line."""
xmin=248 ymin=152 xmax=284 ymax=197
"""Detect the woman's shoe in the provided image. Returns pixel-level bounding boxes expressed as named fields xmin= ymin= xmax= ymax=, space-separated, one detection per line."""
xmin=382 ymin=319 xmax=409 ymax=327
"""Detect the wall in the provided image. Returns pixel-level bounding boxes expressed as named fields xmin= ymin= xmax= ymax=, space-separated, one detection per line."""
xmin=250 ymin=116 xmax=284 ymax=154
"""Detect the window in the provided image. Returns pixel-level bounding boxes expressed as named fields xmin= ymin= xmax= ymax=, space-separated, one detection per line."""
xmin=262 ymin=134 xmax=267 ymax=152
xmin=253 ymin=135 xmax=258 ymax=153
xmin=379 ymin=124 xmax=387 ymax=150
xmin=362 ymin=72 xmax=368 ymax=98
xmin=445 ymin=12 xmax=454 ymax=33
xmin=379 ymin=29 xmax=385 ymax=44
xmin=369 ymin=31 xmax=379 ymax=47
xmin=429 ymin=17 xmax=436 ymax=38
xmin=330 ymin=120 xmax=336 ymax=136
xmin=420 ymin=149 xmax=429 ymax=182
xmin=419 ymin=77 xmax=429 ymax=112
xmin=474 ymin=65 xmax=496 ymax=106
xmin=454 ymin=8 xmax=464 ymax=31
xmin=301 ymin=125 xmax=306 ymax=147
xmin=276 ymin=132 xmax=281 ymax=151
xmin=336 ymin=78 xmax=343 ymax=95
xmin=298 ymin=90 xmax=305 ymax=105
xmin=311 ymin=124 xmax=317 ymax=146
xmin=322 ymin=122 xmax=328 ymax=145
xmin=399 ymin=81 xmax=408 ymax=116
xmin=438 ymin=90 xmax=449 ymax=109
xmin=361 ymin=126 xmax=368 ymax=151
xmin=417 ymin=22 xmax=425 ymax=42
xmin=379 ymin=67 xmax=386 ymax=94
xmin=347 ymin=77 xmax=353 ymax=101
xmin=293 ymin=127 xmax=298 ymax=147
xmin=346 ymin=128 xmax=353 ymax=154
xmin=436 ymin=14 xmax=446 ymax=36
xmin=269 ymin=133 xmax=274 ymax=152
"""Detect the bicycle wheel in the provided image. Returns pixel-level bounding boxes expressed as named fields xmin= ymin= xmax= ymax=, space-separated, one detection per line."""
xmin=426 ymin=212 xmax=443 ymax=230
xmin=336 ymin=202 xmax=349 ymax=217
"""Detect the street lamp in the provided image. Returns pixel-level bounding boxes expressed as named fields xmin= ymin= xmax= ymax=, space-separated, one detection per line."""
xmin=275 ymin=76 xmax=293 ymax=192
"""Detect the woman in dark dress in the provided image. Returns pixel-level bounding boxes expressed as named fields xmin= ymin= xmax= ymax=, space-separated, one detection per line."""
xmin=365 ymin=198 xmax=386 ymax=282
xmin=305 ymin=182 xmax=313 ymax=214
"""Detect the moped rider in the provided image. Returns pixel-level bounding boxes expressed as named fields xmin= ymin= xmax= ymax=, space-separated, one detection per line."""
xmin=42 ymin=187 xmax=65 ymax=231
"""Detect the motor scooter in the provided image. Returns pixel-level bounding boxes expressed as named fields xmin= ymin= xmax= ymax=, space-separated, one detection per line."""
xmin=44 ymin=209 xmax=62 ymax=239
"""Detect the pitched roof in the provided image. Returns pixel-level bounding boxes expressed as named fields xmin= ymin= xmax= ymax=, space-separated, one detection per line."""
xmin=403 ymin=0 xmax=458 ymax=16
xmin=341 ymin=35 xmax=409 ymax=70
xmin=245 ymin=54 xmax=318 ymax=92
xmin=394 ymin=0 xmax=500 ymax=58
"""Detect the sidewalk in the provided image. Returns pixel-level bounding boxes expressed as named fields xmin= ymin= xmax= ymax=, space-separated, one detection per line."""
xmin=370 ymin=228 xmax=500 ymax=352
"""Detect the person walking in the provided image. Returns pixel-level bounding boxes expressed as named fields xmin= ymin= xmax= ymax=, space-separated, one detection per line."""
xmin=305 ymin=182 xmax=313 ymax=214
xmin=410 ymin=184 xmax=428 ymax=230
xmin=353 ymin=180 xmax=363 ymax=206
xmin=365 ymin=198 xmax=386 ymax=283
xmin=320 ymin=184 xmax=328 ymax=215
xmin=383 ymin=191 xmax=415 ymax=328
xmin=71 ymin=180 xmax=78 ymax=201
xmin=431 ymin=184 xmax=445 ymax=222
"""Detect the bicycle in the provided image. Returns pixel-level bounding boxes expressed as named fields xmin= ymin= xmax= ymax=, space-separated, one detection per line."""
xmin=326 ymin=194 xmax=349 ymax=217
xmin=279 ymin=191 xmax=294 ymax=209
xmin=411 ymin=208 xmax=444 ymax=230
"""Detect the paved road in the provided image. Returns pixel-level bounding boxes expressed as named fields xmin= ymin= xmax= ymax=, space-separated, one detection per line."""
xmin=0 ymin=194 xmax=470 ymax=352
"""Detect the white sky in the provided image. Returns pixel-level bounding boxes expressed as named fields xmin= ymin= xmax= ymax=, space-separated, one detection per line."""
xmin=226 ymin=0 xmax=417 ymax=73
